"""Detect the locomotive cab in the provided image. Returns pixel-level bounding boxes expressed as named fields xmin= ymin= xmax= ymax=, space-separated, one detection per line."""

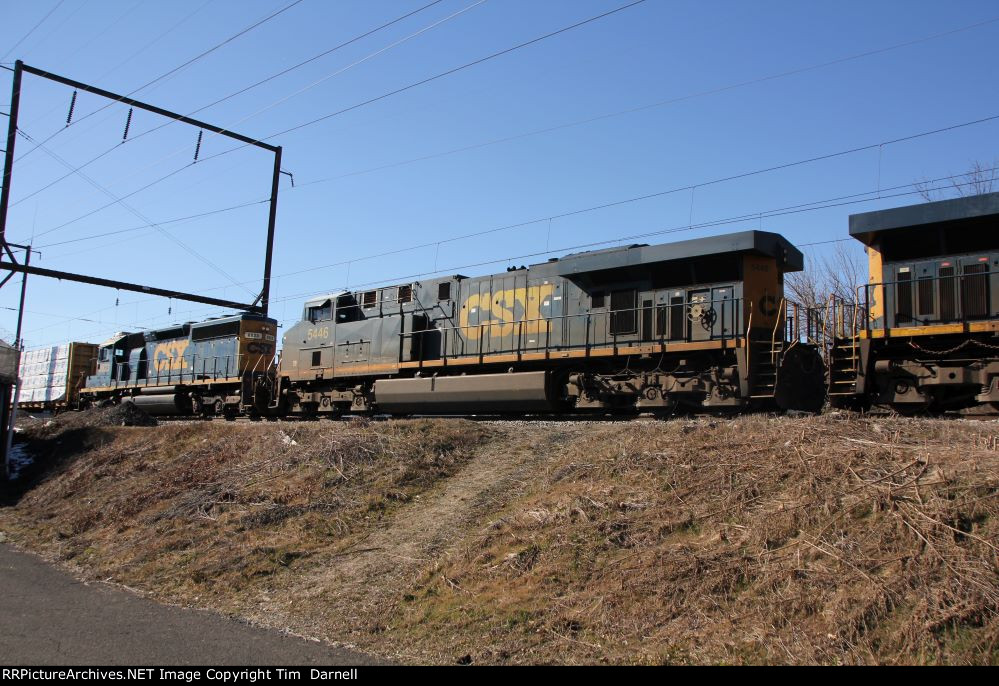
xmin=828 ymin=192 xmax=999 ymax=413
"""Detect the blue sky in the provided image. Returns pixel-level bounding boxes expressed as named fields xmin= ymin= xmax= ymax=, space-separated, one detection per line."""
xmin=1 ymin=0 xmax=997 ymax=349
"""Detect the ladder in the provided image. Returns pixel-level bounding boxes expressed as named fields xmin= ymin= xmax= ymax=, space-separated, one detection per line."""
xmin=827 ymin=337 xmax=861 ymax=396
xmin=823 ymin=295 xmax=863 ymax=396
xmin=748 ymin=298 xmax=787 ymax=399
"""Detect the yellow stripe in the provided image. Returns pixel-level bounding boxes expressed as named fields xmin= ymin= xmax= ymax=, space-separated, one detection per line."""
xmin=860 ymin=320 xmax=999 ymax=339
xmin=81 ymin=376 xmax=243 ymax=394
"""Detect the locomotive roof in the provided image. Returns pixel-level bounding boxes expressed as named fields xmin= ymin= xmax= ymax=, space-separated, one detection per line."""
xmin=552 ymin=230 xmax=804 ymax=277
xmin=96 ymin=313 xmax=270 ymax=347
xmin=98 ymin=332 xmax=128 ymax=348
xmin=849 ymin=191 xmax=999 ymax=246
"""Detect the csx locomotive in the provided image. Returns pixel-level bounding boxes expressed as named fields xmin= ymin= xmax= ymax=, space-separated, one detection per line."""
xmin=70 ymin=191 xmax=999 ymax=418
xmin=275 ymin=230 xmax=825 ymax=417
xmin=825 ymin=191 xmax=999 ymax=415
xmin=79 ymin=313 xmax=277 ymax=417
xmin=77 ymin=230 xmax=826 ymax=417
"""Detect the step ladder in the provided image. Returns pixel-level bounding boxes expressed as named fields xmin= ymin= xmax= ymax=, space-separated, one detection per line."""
xmin=828 ymin=337 xmax=861 ymax=396
xmin=749 ymin=335 xmax=783 ymax=399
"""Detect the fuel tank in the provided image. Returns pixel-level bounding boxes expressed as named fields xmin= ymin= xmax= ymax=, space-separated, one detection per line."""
xmin=129 ymin=388 xmax=192 ymax=415
xmin=373 ymin=371 xmax=557 ymax=414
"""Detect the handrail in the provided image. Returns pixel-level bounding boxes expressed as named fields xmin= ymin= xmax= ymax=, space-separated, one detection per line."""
xmin=770 ymin=297 xmax=786 ymax=364
xmin=102 ymin=352 xmax=269 ymax=391
xmin=403 ymin=296 xmax=744 ymax=339
xmin=856 ymin=268 xmax=993 ymax=332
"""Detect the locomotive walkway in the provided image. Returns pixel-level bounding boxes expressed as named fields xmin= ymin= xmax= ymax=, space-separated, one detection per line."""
xmin=0 ymin=544 xmax=383 ymax=665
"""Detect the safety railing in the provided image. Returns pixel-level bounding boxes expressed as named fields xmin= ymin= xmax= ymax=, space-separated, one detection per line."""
xmin=100 ymin=352 xmax=274 ymax=390
xmin=856 ymin=268 xmax=994 ymax=332
xmin=783 ymin=299 xmax=826 ymax=346
xmin=399 ymin=296 xmax=749 ymax=365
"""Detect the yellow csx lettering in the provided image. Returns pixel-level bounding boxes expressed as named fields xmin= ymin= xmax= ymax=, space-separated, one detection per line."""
xmin=307 ymin=327 xmax=330 ymax=342
xmin=459 ymin=284 xmax=555 ymax=340
xmin=153 ymin=339 xmax=190 ymax=373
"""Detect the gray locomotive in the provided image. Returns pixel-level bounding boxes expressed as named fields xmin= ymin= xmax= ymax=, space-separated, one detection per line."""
xmin=272 ymin=230 xmax=826 ymax=417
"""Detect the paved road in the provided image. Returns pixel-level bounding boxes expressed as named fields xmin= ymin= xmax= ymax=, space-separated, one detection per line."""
xmin=0 ymin=544 xmax=384 ymax=665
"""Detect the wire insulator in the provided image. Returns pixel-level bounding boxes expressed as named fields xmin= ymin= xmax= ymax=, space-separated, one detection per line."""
xmin=65 ymin=90 xmax=77 ymax=126
xmin=122 ymin=108 xmax=133 ymax=141
xmin=193 ymin=129 xmax=203 ymax=162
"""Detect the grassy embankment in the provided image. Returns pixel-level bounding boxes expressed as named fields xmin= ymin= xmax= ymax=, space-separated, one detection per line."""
xmin=1 ymin=410 xmax=996 ymax=664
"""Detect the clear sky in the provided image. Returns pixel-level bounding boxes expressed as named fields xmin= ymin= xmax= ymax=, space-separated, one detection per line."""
xmin=1 ymin=0 xmax=997 ymax=350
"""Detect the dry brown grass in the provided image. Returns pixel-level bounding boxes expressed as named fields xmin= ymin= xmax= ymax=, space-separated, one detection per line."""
xmin=1 ymin=413 xmax=996 ymax=664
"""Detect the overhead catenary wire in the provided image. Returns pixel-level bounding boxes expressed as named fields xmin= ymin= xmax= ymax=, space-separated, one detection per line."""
xmin=3 ymin=2 xmax=484 ymax=243
xmin=17 ymin=170 xmax=988 ymax=346
xmin=0 ymin=0 xmax=68 ymax=63
xmin=16 ymin=128 xmax=256 ymax=297
xmin=290 ymin=12 xmax=999 ymax=189
xmin=19 ymin=0 xmax=650 ymax=229
xmin=28 ymin=0 xmax=995 ymax=243
xmin=252 ymin=177 xmax=999 ymax=309
xmin=10 ymin=0 xmax=307 ymax=167
xmin=7 ymin=0 xmax=452 ymax=208
xmin=35 ymin=198 xmax=271 ymax=249
xmin=263 ymin=0 xmax=651 ymax=142
xmin=259 ymin=113 xmax=999 ymax=283
xmin=25 ymin=107 xmax=999 ymax=296
xmin=5 ymin=1 xmax=218 ymax=151
xmin=12 ymin=0 xmax=91 ymax=64
xmin=25 ymin=0 xmax=989 ymax=246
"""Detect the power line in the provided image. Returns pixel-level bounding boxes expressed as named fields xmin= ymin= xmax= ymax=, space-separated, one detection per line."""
xmin=27 ymin=106 xmax=999 ymax=289
xmin=36 ymin=0 xmax=987 ymax=241
xmin=21 ymin=171 xmax=969 ymax=350
xmin=32 ymin=0 xmax=649 ymax=200
xmin=15 ymin=0 xmax=91 ymax=63
xmin=21 ymin=167 xmax=986 ymax=343
xmin=190 ymin=0 xmax=446 ymax=115
xmin=261 ymin=113 xmax=999 ymax=282
xmin=8 ymin=0 xmax=469 ymax=210
xmin=35 ymin=199 xmax=270 ymax=250
xmin=292 ymin=13 xmax=999 ymax=189
xmin=4 ymin=1 xmax=218 ymax=160
xmin=16 ymin=128 xmax=256 ymax=296
xmin=265 ymin=0 xmax=650 ymax=141
xmin=10 ymin=0 xmax=654 ymax=239
xmin=93 ymin=0 xmax=218 ymax=83
xmin=257 ymin=177 xmax=994 ymax=311
xmin=0 ymin=0 xmax=67 ymax=62
xmin=11 ymin=0 xmax=306 ymax=166
xmin=210 ymin=0 xmax=488 ymax=141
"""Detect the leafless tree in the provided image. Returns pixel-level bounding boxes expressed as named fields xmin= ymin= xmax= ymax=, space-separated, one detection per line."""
xmin=914 ymin=158 xmax=998 ymax=201
xmin=785 ymin=240 xmax=866 ymax=310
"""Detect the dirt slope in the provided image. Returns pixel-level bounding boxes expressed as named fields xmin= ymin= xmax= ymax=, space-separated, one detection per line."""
xmin=0 ymin=412 xmax=996 ymax=664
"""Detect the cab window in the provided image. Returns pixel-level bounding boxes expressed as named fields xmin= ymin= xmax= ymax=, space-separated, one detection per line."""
xmin=307 ymin=300 xmax=332 ymax=322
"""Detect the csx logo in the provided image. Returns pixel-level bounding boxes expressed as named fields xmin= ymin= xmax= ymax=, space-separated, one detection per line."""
xmin=246 ymin=342 xmax=273 ymax=355
xmin=459 ymin=284 xmax=555 ymax=339
xmin=153 ymin=340 xmax=189 ymax=373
